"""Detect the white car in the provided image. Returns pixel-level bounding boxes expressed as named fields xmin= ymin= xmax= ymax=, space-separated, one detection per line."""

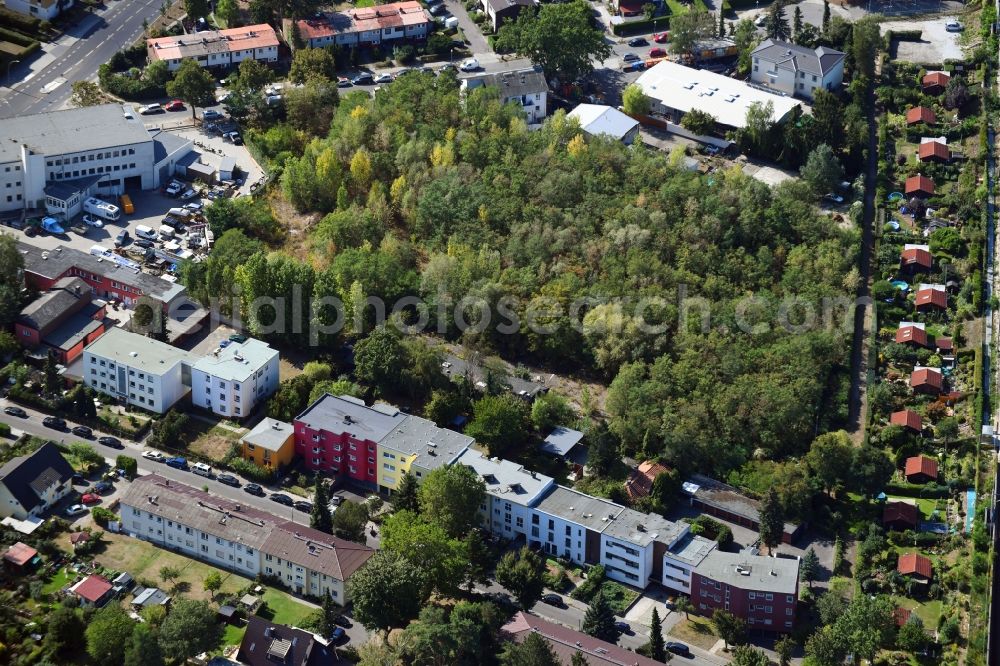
xmin=165 ymin=182 xmax=183 ymax=196
xmin=184 ymin=202 xmax=204 ymax=212
xmin=65 ymin=504 xmax=88 ymax=516
xmin=82 ymin=214 xmax=104 ymax=228
xmin=824 ymin=192 xmax=845 ymax=204
xmin=374 ymin=73 xmax=394 ymax=84
xmin=180 ymin=188 xmax=197 ymax=200
xmin=945 ymin=19 xmax=962 ymax=32
xmin=139 ymin=103 xmax=163 ymax=115
xmin=754 ymin=14 xmax=766 ymax=27
xmin=142 ymin=450 xmax=165 ymax=462
xmin=459 ymin=58 xmax=480 ymax=72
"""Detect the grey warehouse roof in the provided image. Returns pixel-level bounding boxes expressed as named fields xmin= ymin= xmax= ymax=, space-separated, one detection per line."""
xmin=751 ymin=39 xmax=845 ymax=77
xmin=84 ymin=327 xmax=195 ymax=374
xmin=241 ymin=418 xmax=293 ymax=452
xmin=0 ymin=104 xmax=153 ymax=164
xmin=695 ymin=550 xmax=800 ymax=594
xmin=18 ymin=277 xmax=93 ymax=332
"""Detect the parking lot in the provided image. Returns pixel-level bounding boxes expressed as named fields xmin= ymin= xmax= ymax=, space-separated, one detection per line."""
xmin=881 ymin=17 xmax=965 ymax=64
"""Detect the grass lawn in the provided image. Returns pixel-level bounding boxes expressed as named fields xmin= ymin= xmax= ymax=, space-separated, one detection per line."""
xmin=354 ymin=0 xmax=374 ymax=6
xmin=896 ymin=597 xmax=943 ymax=627
xmin=177 ymin=417 xmax=242 ymax=463
xmin=221 ymin=623 xmax=247 ymax=648
xmin=600 ymin=581 xmax=640 ymax=615
xmin=668 ymin=615 xmax=719 ymax=651
xmin=258 ymin=588 xmax=317 ymax=627
xmin=96 ymin=532 xmax=251 ymax=602
xmin=41 ymin=567 xmax=73 ymax=595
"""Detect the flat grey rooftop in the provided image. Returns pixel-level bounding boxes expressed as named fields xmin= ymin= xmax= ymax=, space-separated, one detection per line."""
xmin=192 ymin=338 xmax=277 ymax=382
xmin=696 ymin=550 xmax=799 ymax=594
xmin=84 ymin=327 xmax=195 ymax=373
xmin=603 ymin=506 xmax=686 ymax=548
xmin=380 ymin=415 xmax=474 ymax=472
xmin=0 ymin=104 xmax=153 ymax=164
xmin=241 ymin=418 xmax=293 ymax=452
xmin=457 ymin=449 xmax=554 ymax=508
xmin=541 ymin=426 xmax=583 ymax=456
xmin=666 ymin=533 xmax=716 ymax=567
xmin=534 ymin=485 xmax=624 ymax=533
xmin=295 ymin=393 xmax=407 ymax=443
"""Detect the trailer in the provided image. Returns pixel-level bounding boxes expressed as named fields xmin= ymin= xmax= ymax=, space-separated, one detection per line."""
xmin=83 ymin=197 xmax=121 ymax=222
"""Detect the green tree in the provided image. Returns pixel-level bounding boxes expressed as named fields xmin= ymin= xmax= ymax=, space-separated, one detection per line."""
xmin=393 ymin=471 xmax=421 ymax=513
xmin=354 ymin=325 xmax=406 ymax=394
xmin=159 ymin=565 xmax=180 ymax=587
xmin=775 ymin=635 xmax=795 ymax=666
xmin=621 ymin=83 xmax=651 ymax=116
xmin=733 ymin=19 xmax=760 ymax=76
xmin=381 ymin=511 xmax=470 ymax=596
xmin=800 ymin=144 xmax=843 ymax=195
xmin=805 ymin=430 xmax=853 ymax=496
xmin=572 ymin=651 xmax=589 ymax=666
xmin=822 ymin=0 xmax=830 ymax=32
xmin=46 ymin=606 xmax=85 ymax=657
xmin=849 ymin=445 xmax=894 ymax=496
xmin=215 ymin=0 xmax=238 ymax=25
xmin=72 ymin=80 xmax=104 ymax=107
xmin=680 ymin=108 xmax=717 ymax=136
xmin=530 ymin=391 xmax=574 ymax=432
xmin=290 ymin=47 xmax=337 ymax=83
xmin=116 ymin=455 xmax=138 ymax=480
xmin=851 ymin=17 xmax=880 ymax=80
xmin=69 ymin=442 xmax=103 ymax=468
xmin=582 ymin=592 xmax=618 ymax=642
xmin=896 ymin=615 xmax=928 ymax=653
xmin=711 ymin=610 xmax=745 ymax=649
xmin=44 ymin=351 xmax=61 ymax=395
xmin=800 ymin=547 xmax=820 ymax=588
xmin=158 ymin=599 xmax=221 ymax=660
xmin=494 ymin=0 xmax=612 ymax=83
xmin=124 ymin=624 xmax=165 ymax=666
xmin=499 ymin=632 xmax=560 ymax=666
xmin=86 ymin=604 xmax=135 ymax=664
xmin=316 ymin=591 xmax=338 ymax=638
xmin=424 ymin=389 xmax=470 ymax=427
xmin=741 ymin=100 xmax=776 ymax=156
xmin=166 ymin=59 xmax=217 ymax=120
xmin=203 ymin=571 xmax=223 ymax=598
xmin=765 ymin=3 xmax=790 ymax=40
xmin=936 ymin=416 xmax=959 ymax=447
xmin=230 ymin=57 xmax=274 ymax=94
xmin=496 ymin=546 xmax=546 ymax=609
xmin=806 ymin=626 xmax=845 ymax=666
xmin=466 ymin=393 xmax=531 ymax=457
xmin=649 ymin=606 xmax=666 ymax=662
xmin=831 ymin=595 xmax=895 ymax=665
xmin=674 ymin=595 xmax=694 ymax=619
xmin=311 ymin=477 xmax=333 ymax=533
xmin=185 ymin=0 xmax=209 ymax=18
xmin=758 ymin=487 xmax=784 ymax=554
xmin=401 ymin=605 xmax=480 ymax=664
xmin=731 ymin=645 xmax=770 ymax=666
xmin=792 ymin=6 xmax=802 ymax=40
xmin=332 ymin=499 xmax=369 ymax=542
xmin=348 ymin=550 xmax=426 ymax=630
xmin=669 ymin=10 xmax=715 ymax=54
xmin=418 ymin=464 xmax=486 ymax=538
xmin=810 ymin=90 xmax=844 ymax=150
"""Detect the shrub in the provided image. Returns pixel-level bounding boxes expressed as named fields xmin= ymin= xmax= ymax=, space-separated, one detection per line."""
xmin=91 ymin=507 xmax=118 ymax=526
xmin=0 ymin=423 xmax=10 ymax=437
xmin=227 ymin=457 xmax=274 ymax=482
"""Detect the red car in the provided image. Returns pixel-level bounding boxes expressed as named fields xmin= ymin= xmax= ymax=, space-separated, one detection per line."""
xmin=81 ymin=493 xmax=101 ymax=505
xmin=653 ymin=31 xmax=669 ymax=43
xmin=650 ymin=47 xmax=667 ymax=58
xmin=164 ymin=99 xmax=185 ymax=111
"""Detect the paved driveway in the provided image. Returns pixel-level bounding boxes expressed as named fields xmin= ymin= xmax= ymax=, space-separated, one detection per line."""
xmin=880 ymin=17 xmax=965 ymax=64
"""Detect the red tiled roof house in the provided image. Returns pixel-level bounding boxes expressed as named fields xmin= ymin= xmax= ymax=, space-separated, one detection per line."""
xmin=904 ymin=175 xmax=935 ymax=198
xmin=906 ymin=106 xmax=936 ymax=126
xmin=910 ymin=367 xmax=943 ymax=395
xmin=883 ymin=501 xmax=919 ymax=531
xmin=895 ymin=323 xmax=929 ymax=347
xmin=69 ymin=574 xmax=113 ymax=607
xmin=918 ymin=140 xmax=950 ymax=163
xmin=3 ymin=542 xmax=39 ymax=570
xmin=898 ymin=552 xmax=933 ymax=583
xmin=905 ymin=455 xmax=938 ymax=483
xmin=890 ymin=409 xmax=922 ymax=433
xmin=900 ymin=246 xmax=933 ymax=273
xmin=921 ymin=72 xmax=950 ymax=95
xmin=915 ymin=286 xmax=947 ymax=311
xmin=624 ymin=460 xmax=669 ymax=500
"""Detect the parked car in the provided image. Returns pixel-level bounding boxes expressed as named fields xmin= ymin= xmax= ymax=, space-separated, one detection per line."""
xmin=82 ymin=214 xmax=104 ymax=228
xmin=72 ymin=473 xmax=87 ymax=484
xmin=270 ymin=493 xmax=294 ymax=506
xmin=180 ymin=188 xmax=197 ymax=200
xmin=459 ymin=58 xmax=480 ymax=72
xmin=330 ymin=494 xmax=344 ymax=506
xmin=184 ymin=202 xmax=203 ymax=212
xmin=165 ymin=99 xmax=185 ymax=111
xmin=649 ymin=47 xmax=666 ymax=58
xmin=114 ymin=230 xmax=130 ymax=247
xmin=653 ymin=31 xmax=669 ymax=43
xmin=614 ymin=621 xmax=631 ymax=633
xmin=93 ymin=481 xmax=113 ymax=493
xmin=244 ymin=483 xmax=265 ymax=497
xmin=330 ymin=627 xmax=346 ymax=643
xmin=202 ymin=109 xmax=222 ymax=121
xmin=337 ymin=77 xmax=352 ymax=88
xmin=627 ymin=37 xmax=648 ymax=47
xmin=945 ymin=19 xmax=962 ymax=31
xmin=540 ymin=594 xmax=564 ymax=607
xmin=429 ymin=3 xmax=447 ymax=15
xmin=139 ymin=103 xmax=163 ymax=115
xmin=142 ymin=450 xmax=165 ymax=462
xmin=165 ymin=182 xmax=184 ymax=196
xmin=135 ymin=238 xmax=155 ymax=249
xmin=666 ymin=642 xmax=691 ymax=656
xmin=81 ymin=493 xmax=101 ymax=504
xmin=65 ymin=504 xmax=88 ymax=516
xmin=4 ymin=406 xmax=26 ymax=418
xmin=165 ymin=456 xmax=188 ymax=470
xmin=754 ymin=14 xmax=766 ymax=26
xmin=43 ymin=416 xmax=67 ymax=430
xmin=374 ymin=73 xmax=394 ymax=84
xmin=294 ymin=500 xmax=313 ymax=512
xmin=622 ymin=52 xmax=640 ymax=62
xmin=333 ymin=615 xmax=352 ymax=628
xmin=216 ymin=473 xmax=240 ymax=487
xmin=71 ymin=425 xmax=93 ymax=438
xmin=98 ymin=436 xmax=122 ymax=449
xmin=824 ymin=192 xmax=845 ymax=204
xmin=229 ymin=334 xmax=248 ymax=343
xmin=352 ymin=73 xmax=375 ymax=85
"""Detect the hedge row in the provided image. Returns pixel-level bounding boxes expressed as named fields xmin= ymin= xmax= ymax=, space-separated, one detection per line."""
xmin=883 ymin=482 xmax=951 ymax=498
xmin=0 ymin=6 xmax=41 ymax=35
xmin=611 ymin=16 xmax=670 ymax=37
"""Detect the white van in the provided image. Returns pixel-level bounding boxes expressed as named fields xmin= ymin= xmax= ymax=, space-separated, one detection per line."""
xmin=191 ymin=462 xmax=213 ymax=478
xmin=167 ymin=207 xmax=192 ymax=219
xmin=135 ymin=224 xmax=157 ymax=241
xmin=158 ymin=225 xmax=176 ymax=240
xmin=444 ymin=16 xmax=459 ymax=28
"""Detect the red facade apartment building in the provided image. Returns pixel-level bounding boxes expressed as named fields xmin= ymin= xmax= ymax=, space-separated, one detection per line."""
xmin=293 ymin=394 xmax=406 ymax=489
xmin=690 ymin=550 xmax=800 ymax=632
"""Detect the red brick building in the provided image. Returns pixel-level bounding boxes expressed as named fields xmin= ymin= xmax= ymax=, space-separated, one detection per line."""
xmin=690 ymin=550 xmax=800 ymax=631
xmin=293 ymin=394 xmax=406 ymax=489
xmin=15 ymin=277 xmax=111 ymax=364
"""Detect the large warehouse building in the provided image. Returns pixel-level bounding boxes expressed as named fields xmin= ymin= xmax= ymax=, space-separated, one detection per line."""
xmin=0 ymin=104 xmax=192 ymax=216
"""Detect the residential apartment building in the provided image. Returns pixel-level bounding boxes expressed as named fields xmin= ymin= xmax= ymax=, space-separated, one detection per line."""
xmin=503 ymin=612 xmax=664 ymax=666
xmin=0 ymin=442 xmax=74 ymax=520
xmin=480 ymin=0 xmax=534 ymax=32
xmin=4 ymin=0 xmax=72 ymax=20
xmin=690 ymin=550 xmax=800 ymax=632
xmin=241 ymin=418 xmax=295 ymax=471
xmin=82 ymin=327 xmax=195 ymax=413
xmin=16 ymin=276 xmax=111 ymax=364
xmin=0 ymin=104 xmax=192 ymax=214
xmin=750 ymin=39 xmax=845 ymax=101
xmin=460 ymin=67 xmax=549 ymax=124
xmin=17 ymin=241 xmax=188 ymax=310
xmin=147 ymin=24 xmax=280 ymax=71
xmin=294 ymin=394 xmax=472 ymax=493
xmin=120 ymin=475 xmax=374 ymax=603
xmin=191 ymin=338 xmax=279 ymax=418
xmin=295 ymin=2 xmax=433 ymax=49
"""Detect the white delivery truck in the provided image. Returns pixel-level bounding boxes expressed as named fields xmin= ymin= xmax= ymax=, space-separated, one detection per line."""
xmin=83 ymin=197 xmax=121 ymax=222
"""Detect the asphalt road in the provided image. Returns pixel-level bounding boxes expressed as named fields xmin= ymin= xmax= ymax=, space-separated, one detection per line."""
xmin=0 ymin=0 xmax=162 ymax=118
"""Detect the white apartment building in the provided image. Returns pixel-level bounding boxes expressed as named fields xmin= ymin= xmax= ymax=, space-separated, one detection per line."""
xmin=460 ymin=67 xmax=549 ymax=124
xmin=120 ymin=475 xmax=374 ymax=604
xmin=4 ymin=0 xmax=73 ymax=21
xmin=750 ymin=39 xmax=845 ymax=101
xmin=191 ymin=338 xmax=279 ymax=418
xmin=82 ymin=327 xmax=194 ymax=413
xmin=0 ymin=104 xmax=191 ymax=215
xmin=147 ymin=24 xmax=279 ymax=71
